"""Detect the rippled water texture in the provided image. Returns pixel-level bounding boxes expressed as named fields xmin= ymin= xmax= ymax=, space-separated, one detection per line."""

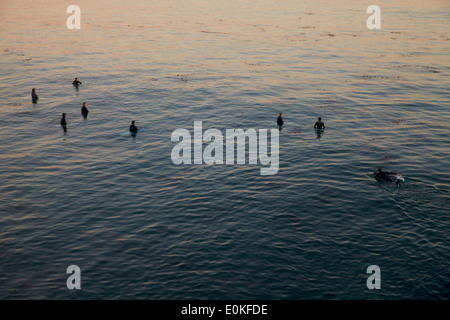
xmin=0 ymin=0 xmax=449 ymax=299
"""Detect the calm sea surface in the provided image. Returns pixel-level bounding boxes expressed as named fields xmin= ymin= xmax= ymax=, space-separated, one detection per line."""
xmin=0 ymin=0 xmax=449 ymax=299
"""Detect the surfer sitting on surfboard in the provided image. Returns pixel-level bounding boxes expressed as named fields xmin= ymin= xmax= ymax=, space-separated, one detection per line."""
xmin=129 ymin=121 xmax=138 ymax=133
xmin=31 ymin=88 xmax=38 ymax=102
xmin=314 ymin=117 xmax=325 ymax=130
xmin=81 ymin=102 xmax=89 ymax=118
xmin=60 ymin=113 xmax=67 ymax=126
xmin=277 ymin=113 xmax=284 ymax=131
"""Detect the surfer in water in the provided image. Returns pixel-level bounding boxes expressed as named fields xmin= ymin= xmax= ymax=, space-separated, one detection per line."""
xmin=31 ymin=88 xmax=38 ymax=102
xmin=374 ymin=168 xmax=402 ymax=184
xmin=314 ymin=117 xmax=325 ymax=130
xmin=60 ymin=113 xmax=67 ymax=132
xmin=277 ymin=113 xmax=284 ymax=131
xmin=73 ymin=78 xmax=82 ymax=85
xmin=81 ymin=102 xmax=89 ymax=118
xmin=129 ymin=121 xmax=138 ymax=134
xmin=60 ymin=113 xmax=67 ymax=126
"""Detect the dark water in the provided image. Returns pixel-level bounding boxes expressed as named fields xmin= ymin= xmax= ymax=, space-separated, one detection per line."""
xmin=0 ymin=0 xmax=449 ymax=299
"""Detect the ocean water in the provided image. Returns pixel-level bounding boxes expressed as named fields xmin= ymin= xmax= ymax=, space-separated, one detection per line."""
xmin=0 ymin=0 xmax=449 ymax=299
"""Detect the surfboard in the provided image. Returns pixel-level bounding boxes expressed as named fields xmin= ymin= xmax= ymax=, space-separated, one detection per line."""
xmin=120 ymin=128 xmax=146 ymax=135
